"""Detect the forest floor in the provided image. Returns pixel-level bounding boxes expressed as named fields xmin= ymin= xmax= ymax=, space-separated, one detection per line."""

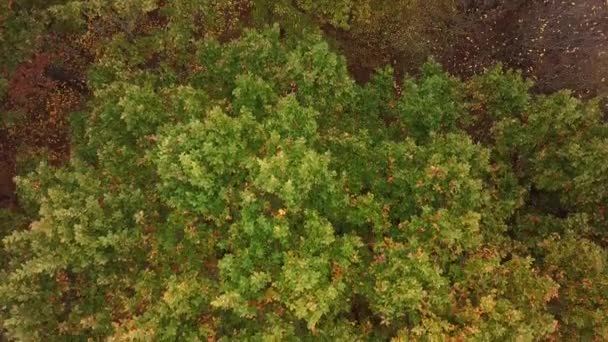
xmin=1 ymin=0 xmax=607 ymax=208
xmin=0 ymin=34 xmax=88 ymax=206
xmin=443 ymin=0 xmax=608 ymax=99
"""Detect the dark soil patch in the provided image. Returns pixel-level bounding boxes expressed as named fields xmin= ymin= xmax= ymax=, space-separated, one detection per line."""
xmin=329 ymin=0 xmax=608 ymax=105
xmin=0 ymin=162 xmax=15 ymax=209
xmin=443 ymin=0 xmax=608 ymax=99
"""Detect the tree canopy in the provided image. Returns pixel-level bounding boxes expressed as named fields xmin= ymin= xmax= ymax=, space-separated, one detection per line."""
xmin=1 ymin=1 xmax=607 ymax=341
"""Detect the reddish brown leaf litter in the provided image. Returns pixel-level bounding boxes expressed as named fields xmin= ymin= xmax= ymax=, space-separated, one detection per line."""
xmin=0 ymin=34 xmax=91 ymax=209
xmin=1 ymin=51 xmax=78 ymax=164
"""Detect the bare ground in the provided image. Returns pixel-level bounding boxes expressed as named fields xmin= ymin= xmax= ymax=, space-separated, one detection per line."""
xmin=443 ymin=0 xmax=608 ymax=99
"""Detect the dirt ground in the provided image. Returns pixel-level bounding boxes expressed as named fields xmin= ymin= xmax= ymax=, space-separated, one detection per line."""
xmin=329 ymin=0 xmax=608 ymax=105
xmin=443 ymin=0 xmax=608 ymax=99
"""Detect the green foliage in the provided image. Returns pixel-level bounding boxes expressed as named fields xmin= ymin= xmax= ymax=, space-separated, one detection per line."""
xmin=0 ymin=3 xmax=607 ymax=341
xmin=248 ymin=0 xmax=457 ymax=77
xmin=0 ymin=3 xmax=43 ymax=73
xmin=468 ymin=64 xmax=533 ymax=120
xmin=292 ymin=0 xmax=369 ymax=29
xmin=541 ymin=232 xmax=608 ymax=340
xmin=398 ymin=61 xmax=467 ymax=140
